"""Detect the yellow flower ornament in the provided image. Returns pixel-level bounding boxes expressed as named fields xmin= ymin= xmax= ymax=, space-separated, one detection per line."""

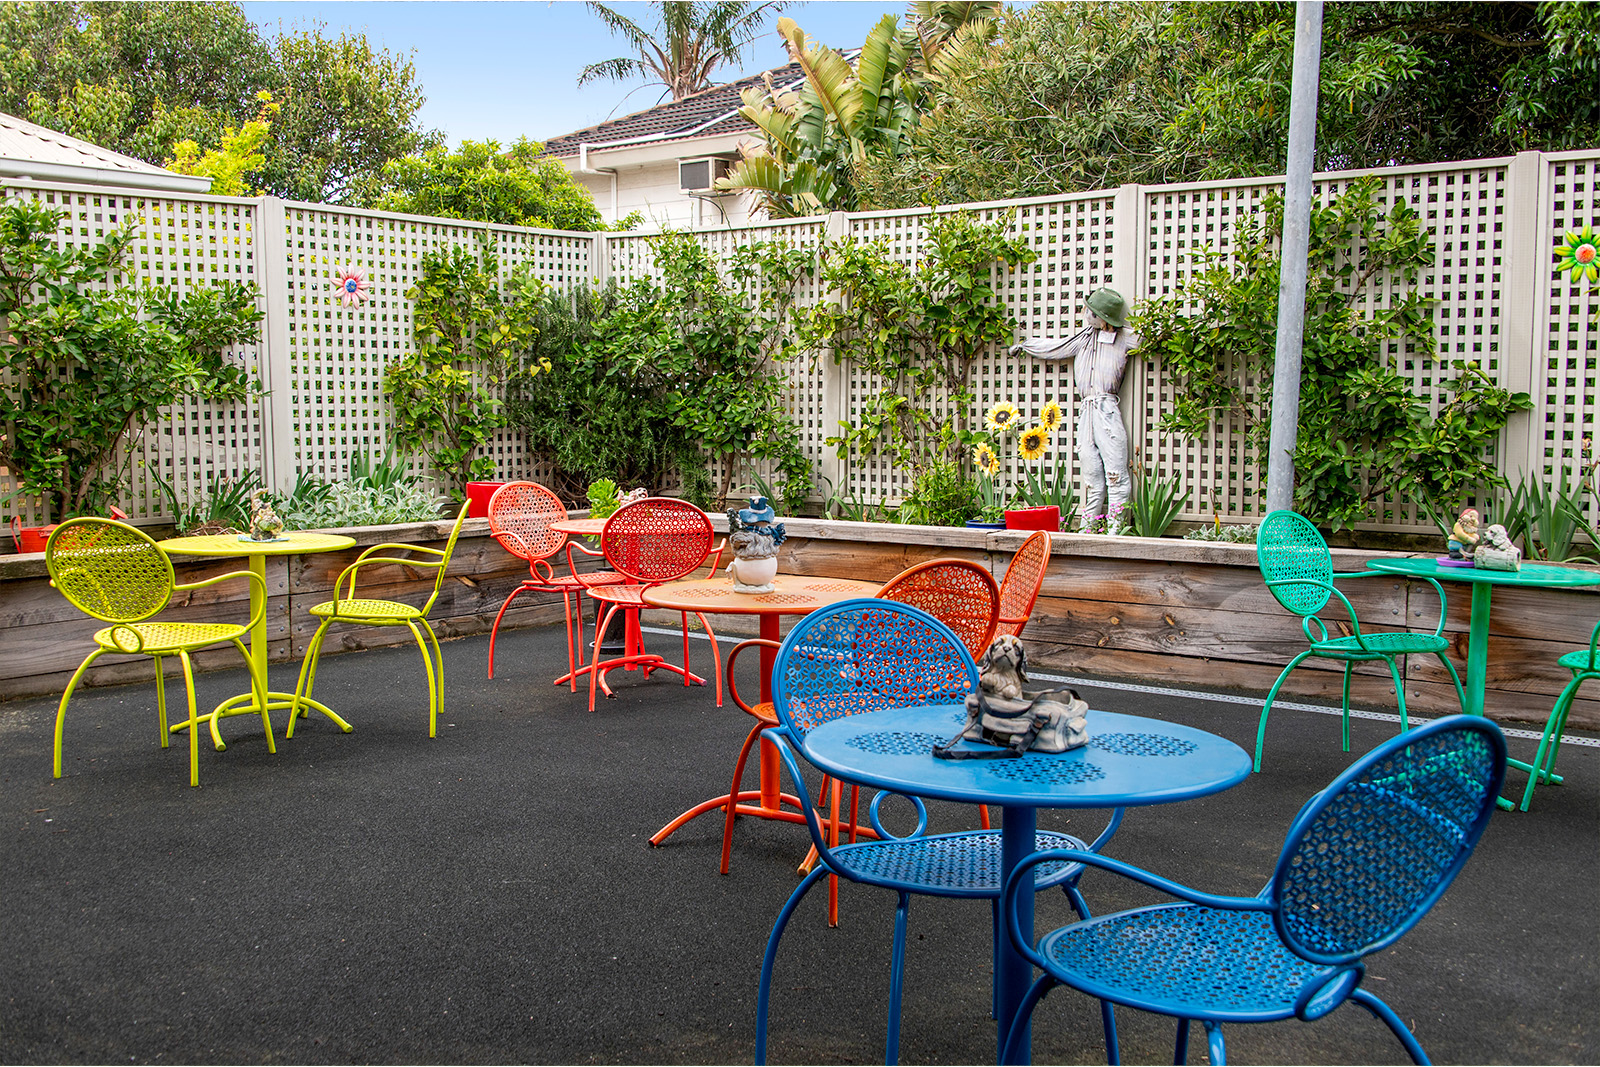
xmin=1556 ymin=224 xmax=1599 ymax=283
xmin=973 ymin=443 xmax=1000 ymax=476
xmin=1018 ymin=425 xmax=1049 ymax=461
xmin=1039 ymin=400 xmax=1064 ymax=432
xmin=984 ymin=401 xmax=1022 ymax=432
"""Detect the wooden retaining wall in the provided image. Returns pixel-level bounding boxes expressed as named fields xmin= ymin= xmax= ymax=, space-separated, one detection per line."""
xmin=3 ymin=517 xmax=1596 ymax=730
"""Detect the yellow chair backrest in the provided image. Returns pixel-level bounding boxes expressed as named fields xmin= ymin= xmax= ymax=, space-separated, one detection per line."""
xmin=45 ymin=518 xmax=175 ymax=623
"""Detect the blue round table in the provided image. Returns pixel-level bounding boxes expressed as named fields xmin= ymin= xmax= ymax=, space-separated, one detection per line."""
xmin=799 ymin=704 xmax=1252 ymax=1064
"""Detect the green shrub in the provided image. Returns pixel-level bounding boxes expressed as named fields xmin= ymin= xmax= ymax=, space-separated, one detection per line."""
xmin=896 ymin=461 xmax=979 ymax=527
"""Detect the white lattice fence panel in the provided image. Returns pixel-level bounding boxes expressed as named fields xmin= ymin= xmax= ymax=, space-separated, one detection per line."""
xmin=485 ymin=226 xmax=597 ymax=486
xmin=599 ymin=220 xmax=830 ymax=503
xmin=282 ymin=203 xmax=486 ymax=492
xmin=0 ymin=184 xmax=265 ymax=528
xmin=1140 ymin=180 xmax=1279 ymax=524
xmin=1539 ymin=153 xmax=1600 ymax=527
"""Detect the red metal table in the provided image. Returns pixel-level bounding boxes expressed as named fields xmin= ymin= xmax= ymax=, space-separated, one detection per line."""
xmin=641 ymin=574 xmax=882 ymax=844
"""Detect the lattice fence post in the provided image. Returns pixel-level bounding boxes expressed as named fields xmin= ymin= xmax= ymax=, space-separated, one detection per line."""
xmin=1499 ymin=151 xmax=1547 ymax=484
xmin=1111 ymin=183 xmax=1147 ymax=478
xmin=818 ymin=210 xmax=851 ymax=508
xmin=258 ymin=196 xmax=294 ymax=492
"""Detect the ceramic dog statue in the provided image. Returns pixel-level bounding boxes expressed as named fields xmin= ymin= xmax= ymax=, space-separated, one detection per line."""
xmin=978 ymin=634 xmax=1029 ymax=701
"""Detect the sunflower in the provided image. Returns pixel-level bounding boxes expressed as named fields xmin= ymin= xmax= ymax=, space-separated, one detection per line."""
xmin=1038 ymin=400 xmax=1064 ymax=432
xmin=1018 ymin=425 xmax=1048 ymax=461
xmin=1556 ymin=224 xmax=1599 ymax=283
xmin=984 ymin=401 xmax=1022 ymax=432
xmin=972 ymin=443 xmax=1000 ymax=476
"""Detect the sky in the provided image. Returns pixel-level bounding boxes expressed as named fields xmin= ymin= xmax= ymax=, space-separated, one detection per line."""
xmin=239 ymin=1 xmax=908 ymax=146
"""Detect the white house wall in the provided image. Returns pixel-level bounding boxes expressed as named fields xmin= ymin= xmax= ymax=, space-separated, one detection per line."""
xmin=577 ymin=159 xmax=755 ymax=229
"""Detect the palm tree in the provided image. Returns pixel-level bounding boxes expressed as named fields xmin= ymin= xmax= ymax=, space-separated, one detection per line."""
xmin=578 ymin=1 xmax=796 ymax=103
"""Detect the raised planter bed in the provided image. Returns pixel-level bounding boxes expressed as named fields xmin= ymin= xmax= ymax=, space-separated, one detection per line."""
xmin=3 ymin=515 xmax=1595 ymax=730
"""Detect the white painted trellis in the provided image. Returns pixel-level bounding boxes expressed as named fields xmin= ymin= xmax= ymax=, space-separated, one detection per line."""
xmin=1 ymin=148 xmax=1595 ymax=535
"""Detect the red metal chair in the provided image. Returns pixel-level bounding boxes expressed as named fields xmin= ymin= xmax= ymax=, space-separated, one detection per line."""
xmin=878 ymin=558 xmax=1001 ymax=658
xmin=996 ymin=530 xmax=1052 ymax=638
xmin=571 ymin=497 xmax=725 ymax=712
xmin=485 ymin=481 xmax=626 ymax=689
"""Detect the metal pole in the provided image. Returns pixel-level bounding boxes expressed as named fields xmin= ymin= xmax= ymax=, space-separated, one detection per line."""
xmin=1264 ymin=0 xmax=1323 ymax=515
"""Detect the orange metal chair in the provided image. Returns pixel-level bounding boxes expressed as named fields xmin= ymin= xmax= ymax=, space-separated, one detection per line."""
xmin=485 ymin=481 xmax=626 ymax=688
xmin=878 ymin=558 xmax=1001 ymax=658
xmin=571 ymin=497 xmax=725 ymax=712
xmin=996 ymin=530 xmax=1052 ymax=638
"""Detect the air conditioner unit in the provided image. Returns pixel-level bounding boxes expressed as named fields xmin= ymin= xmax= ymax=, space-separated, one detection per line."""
xmin=680 ymin=156 xmax=733 ymax=194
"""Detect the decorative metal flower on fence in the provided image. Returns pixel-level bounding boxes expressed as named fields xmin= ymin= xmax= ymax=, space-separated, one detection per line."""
xmin=1018 ymin=424 xmax=1049 ymax=461
xmin=984 ymin=401 xmax=1021 ymax=432
xmin=1555 ymin=224 xmax=1598 ymax=283
xmin=333 ymin=267 xmax=371 ymax=307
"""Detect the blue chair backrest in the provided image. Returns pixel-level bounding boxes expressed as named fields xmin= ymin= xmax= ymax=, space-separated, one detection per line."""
xmin=770 ymin=598 xmax=979 ymax=745
xmin=1270 ymin=715 xmax=1506 ymax=967
xmin=1257 ymin=510 xmax=1334 ymax=618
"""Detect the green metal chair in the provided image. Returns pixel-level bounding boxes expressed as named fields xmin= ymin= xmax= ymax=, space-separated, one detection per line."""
xmin=288 ymin=502 xmax=470 ymax=739
xmin=1517 ymin=616 xmax=1600 ymax=811
xmin=1253 ymin=510 xmax=1466 ymax=772
xmin=46 ymin=518 xmax=272 ymax=788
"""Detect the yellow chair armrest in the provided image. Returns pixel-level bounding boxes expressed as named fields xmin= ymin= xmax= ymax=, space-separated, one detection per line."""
xmin=174 ymin=568 xmax=268 ymax=633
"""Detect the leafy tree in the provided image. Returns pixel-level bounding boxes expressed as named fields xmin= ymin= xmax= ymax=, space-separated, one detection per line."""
xmin=261 ymin=26 xmax=439 ymax=204
xmin=793 ymin=211 xmax=1035 ymax=476
xmin=579 ymin=0 xmax=793 ymax=102
xmin=166 ymin=92 xmax=278 ymax=197
xmin=0 ymin=201 xmax=262 ymax=520
xmin=720 ymin=5 xmax=999 ymax=217
xmin=1138 ymin=178 xmax=1533 ymax=530
xmin=386 ymin=243 xmax=553 ymax=498
xmin=378 ymin=138 xmax=607 ymax=230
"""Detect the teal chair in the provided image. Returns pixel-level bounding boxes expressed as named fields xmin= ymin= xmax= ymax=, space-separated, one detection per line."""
xmin=1253 ymin=510 xmax=1467 ymax=771
xmin=289 ymin=502 xmax=470 ymax=738
xmin=1517 ymin=616 xmax=1600 ymax=811
xmin=46 ymin=518 xmax=272 ymax=787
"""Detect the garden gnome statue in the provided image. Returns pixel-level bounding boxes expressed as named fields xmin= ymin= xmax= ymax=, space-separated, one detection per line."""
xmin=247 ymin=489 xmax=284 ymax=542
xmin=1474 ymin=523 xmax=1521 ymax=572
xmin=1010 ymin=287 xmax=1139 ymax=527
xmin=1448 ymin=507 xmax=1481 ymax=560
xmin=725 ymin=496 xmax=786 ymax=594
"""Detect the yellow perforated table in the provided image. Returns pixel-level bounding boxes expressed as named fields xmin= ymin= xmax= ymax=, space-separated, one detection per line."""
xmin=158 ymin=531 xmax=357 ymax=747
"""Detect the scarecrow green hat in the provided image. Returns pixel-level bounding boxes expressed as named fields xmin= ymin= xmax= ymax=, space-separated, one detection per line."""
xmin=1085 ymin=287 xmax=1127 ymax=329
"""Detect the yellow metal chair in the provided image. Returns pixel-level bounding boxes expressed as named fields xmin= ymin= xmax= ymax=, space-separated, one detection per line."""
xmin=288 ymin=502 xmax=470 ymax=738
xmin=46 ymin=518 xmax=272 ymax=788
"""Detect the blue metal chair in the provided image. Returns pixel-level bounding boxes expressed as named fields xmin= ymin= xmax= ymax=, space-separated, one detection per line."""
xmin=1000 ymin=714 xmax=1506 ymax=1065
xmin=754 ymin=598 xmax=1118 ymax=1065
xmin=1254 ymin=510 xmax=1467 ymax=771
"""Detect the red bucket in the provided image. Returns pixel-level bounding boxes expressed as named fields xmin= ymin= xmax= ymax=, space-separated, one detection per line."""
xmin=464 ymin=481 xmax=506 ymax=519
xmin=1004 ymin=505 xmax=1060 ymax=532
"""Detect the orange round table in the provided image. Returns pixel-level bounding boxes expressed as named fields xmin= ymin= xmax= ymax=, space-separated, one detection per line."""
xmin=549 ymin=517 xmax=606 ymax=538
xmin=641 ymin=573 xmax=881 ymax=847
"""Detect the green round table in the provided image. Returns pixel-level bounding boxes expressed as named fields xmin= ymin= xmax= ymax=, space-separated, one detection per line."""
xmin=1366 ymin=556 xmax=1600 ymax=806
xmin=159 ymin=531 xmax=357 ymax=748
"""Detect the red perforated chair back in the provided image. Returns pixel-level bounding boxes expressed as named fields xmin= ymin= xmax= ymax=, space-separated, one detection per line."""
xmin=878 ymin=558 xmax=1001 ymax=658
xmin=600 ymin=497 xmax=715 ymax=583
xmin=996 ymin=531 xmax=1051 ymax=638
xmin=487 ymin=481 xmax=567 ymax=562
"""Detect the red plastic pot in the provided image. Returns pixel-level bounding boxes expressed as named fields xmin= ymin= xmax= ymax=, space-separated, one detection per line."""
xmin=464 ymin=481 xmax=507 ymax=519
xmin=1004 ymin=505 xmax=1060 ymax=532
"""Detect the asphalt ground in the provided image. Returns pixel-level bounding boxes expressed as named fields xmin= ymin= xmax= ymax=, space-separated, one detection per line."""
xmin=2 ymin=622 xmax=1596 ymax=1065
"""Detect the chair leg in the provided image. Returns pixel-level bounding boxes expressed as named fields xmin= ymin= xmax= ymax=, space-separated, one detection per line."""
xmin=886 ymin=890 xmax=911 ymax=1065
xmin=232 ymin=637 xmax=275 ymax=753
xmin=1348 ymin=987 xmax=1430 ymax=1065
xmin=1437 ymin=652 xmax=1468 ymax=716
xmin=177 ymin=650 xmax=200 ymax=788
xmin=54 ymin=649 xmax=106 ymax=779
xmin=1341 ymin=662 xmax=1355 ymax=751
xmin=406 ymin=621 xmax=439 ymax=737
xmin=1541 ymin=674 xmax=1590 ymax=782
xmin=1255 ymin=651 xmax=1312 ymax=771
xmin=1387 ymin=657 xmax=1411 ymax=738
xmin=695 ymin=612 xmax=722 ymax=707
xmin=152 ymin=654 xmax=169 ymax=746
xmin=998 ymin=975 xmax=1056 ymax=1066
xmin=755 ymin=865 xmax=829 ymax=1065
xmin=1202 ymin=1020 xmax=1225 ymax=1066
xmin=1521 ymin=674 xmax=1588 ymax=811
xmin=1174 ymin=1017 xmax=1191 ymax=1065
xmin=720 ymin=721 xmax=766 ymax=874
xmin=288 ymin=620 xmax=334 ymax=739
xmin=488 ymin=584 xmax=532 ymax=680
xmin=588 ymin=603 xmax=620 ymax=712
xmin=423 ymin=619 xmax=445 ymax=727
